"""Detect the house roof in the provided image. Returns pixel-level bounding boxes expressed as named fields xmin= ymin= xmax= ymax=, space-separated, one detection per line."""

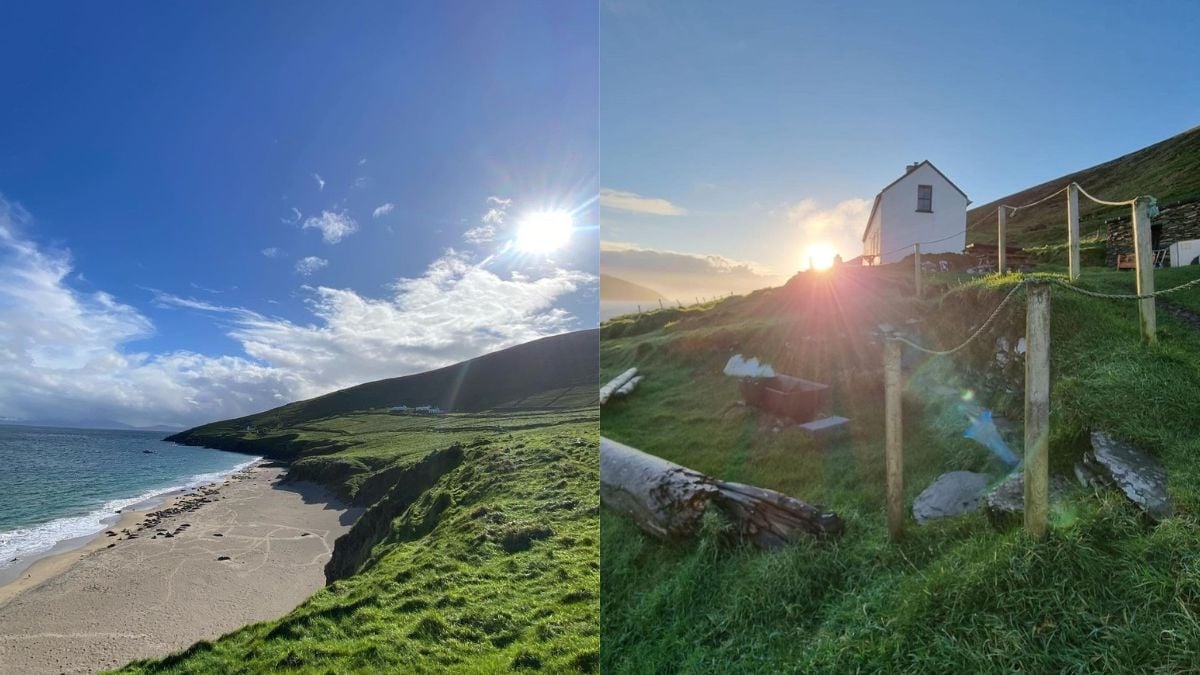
xmin=860 ymin=160 xmax=971 ymax=242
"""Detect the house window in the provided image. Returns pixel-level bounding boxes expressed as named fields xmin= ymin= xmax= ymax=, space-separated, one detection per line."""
xmin=917 ymin=185 xmax=933 ymax=212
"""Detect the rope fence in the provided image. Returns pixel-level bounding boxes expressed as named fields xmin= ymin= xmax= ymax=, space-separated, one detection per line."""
xmin=887 ymin=271 xmax=1200 ymax=356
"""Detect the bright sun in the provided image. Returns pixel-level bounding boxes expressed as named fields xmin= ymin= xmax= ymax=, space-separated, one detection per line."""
xmin=516 ymin=210 xmax=573 ymax=253
xmin=804 ymin=243 xmax=838 ymax=271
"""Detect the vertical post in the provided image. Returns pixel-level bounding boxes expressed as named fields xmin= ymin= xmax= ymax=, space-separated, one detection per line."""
xmin=1024 ymin=282 xmax=1050 ymax=540
xmin=883 ymin=338 xmax=904 ymax=541
xmin=997 ymin=207 xmax=1007 ymax=273
xmin=913 ymin=243 xmax=922 ymax=297
xmin=1132 ymin=197 xmax=1157 ymax=343
xmin=1067 ymin=184 xmax=1081 ymax=280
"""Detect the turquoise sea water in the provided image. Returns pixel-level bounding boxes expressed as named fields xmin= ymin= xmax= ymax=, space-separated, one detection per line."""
xmin=0 ymin=424 xmax=258 ymax=572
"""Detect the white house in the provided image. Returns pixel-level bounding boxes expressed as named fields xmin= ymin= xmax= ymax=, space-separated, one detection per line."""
xmin=862 ymin=161 xmax=970 ymax=265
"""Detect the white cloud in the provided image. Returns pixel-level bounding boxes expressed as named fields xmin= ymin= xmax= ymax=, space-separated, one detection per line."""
xmin=373 ymin=203 xmax=395 ymax=219
xmin=600 ymin=188 xmax=687 ymax=216
xmin=312 ymin=173 xmax=325 ymax=191
xmin=281 ymin=207 xmax=302 ymax=225
xmin=464 ymin=196 xmax=511 ymax=244
xmin=294 ymin=256 xmax=328 ymax=276
xmin=302 ymin=210 xmax=358 ymax=244
xmin=0 ymin=196 xmax=593 ymax=428
xmin=261 ymin=247 xmax=283 ymax=258
xmin=772 ymin=198 xmax=872 ymax=262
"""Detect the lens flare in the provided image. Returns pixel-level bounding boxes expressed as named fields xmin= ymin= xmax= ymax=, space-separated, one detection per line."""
xmin=803 ymin=244 xmax=837 ymax=271
xmin=516 ymin=210 xmax=573 ymax=254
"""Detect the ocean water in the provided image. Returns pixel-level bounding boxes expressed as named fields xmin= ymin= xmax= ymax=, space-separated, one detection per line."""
xmin=0 ymin=424 xmax=259 ymax=574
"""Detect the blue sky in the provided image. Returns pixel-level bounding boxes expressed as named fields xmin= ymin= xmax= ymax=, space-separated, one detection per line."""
xmin=600 ymin=0 xmax=1200 ymax=292
xmin=0 ymin=2 xmax=597 ymax=428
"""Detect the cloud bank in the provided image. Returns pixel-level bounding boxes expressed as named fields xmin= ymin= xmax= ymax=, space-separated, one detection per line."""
xmin=600 ymin=241 xmax=783 ymax=300
xmin=0 ymin=197 xmax=592 ymax=429
xmin=600 ymin=188 xmax=686 ymax=216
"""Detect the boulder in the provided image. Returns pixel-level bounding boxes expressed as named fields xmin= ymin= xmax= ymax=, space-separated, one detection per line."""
xmin=913 ymin=471 xmax=990 ymax=524
xmin=985 ymin=471 xmax=1074 ymax=528
xmin=1085 ymin=431 xmax=1173 ymax=521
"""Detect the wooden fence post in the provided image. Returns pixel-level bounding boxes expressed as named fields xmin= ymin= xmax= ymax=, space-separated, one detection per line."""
xmin=1024 ymin=282 xmax=1050 ymax=539
xmin=884 ymin=338 xmax=904 ymax=541
xmin=1132 ymin=197 xmax=1157 ymax=343
xmin=1067 ymin=183 xmax=1081 ymax=280
xmin=997 ymin=207 xmax=1007 ymax=273
xmin=913 ymin=243 xmax=922 ymax=297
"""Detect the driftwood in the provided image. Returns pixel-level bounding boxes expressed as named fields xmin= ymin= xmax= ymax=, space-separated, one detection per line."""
xmin=615 ymin=375 xmax=643 ymax=397
xmin=600 ymin=437 xmax=843 ymax=549
xmin=600 ymin=368 xmax=638 ymax=405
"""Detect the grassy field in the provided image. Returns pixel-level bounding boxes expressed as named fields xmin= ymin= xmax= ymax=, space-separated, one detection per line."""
xmin=116 ymin=407 xmax=599 ymax=674
xmin=965 ymin=125 xmax=1200 ymax=247
xmin=600 ymin=263 xmax=1200 ymax=673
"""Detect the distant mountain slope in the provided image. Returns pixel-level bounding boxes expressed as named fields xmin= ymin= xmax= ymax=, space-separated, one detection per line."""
xmin=168 ymin=329 xmax=597 ymax=447
xmin=966 ymin=125 xmax=1200 ymax=247
xmin=600 ymin=274 xmax=663 ymax=301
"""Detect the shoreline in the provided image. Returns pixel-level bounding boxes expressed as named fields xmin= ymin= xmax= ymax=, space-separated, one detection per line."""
xmin=0 ymin=463 xmax=359 ymax=674
xmin=0 ymin=456 xmax=264 ymax=593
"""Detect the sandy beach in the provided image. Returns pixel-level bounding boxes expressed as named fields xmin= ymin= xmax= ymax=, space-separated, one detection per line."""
xmin=0 ymin=463 xmax=360 ymax=674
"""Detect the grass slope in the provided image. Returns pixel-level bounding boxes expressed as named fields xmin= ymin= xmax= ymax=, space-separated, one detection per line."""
xmin=966 ymin=125 xmax=1200 ymax=247
xmin=115 ymin=332 xmax=599 ymax=673
xmin=168 ymin=330 xmax=597 ymax=440
xmin=600 ymin=264 xmax=1200 ymax=672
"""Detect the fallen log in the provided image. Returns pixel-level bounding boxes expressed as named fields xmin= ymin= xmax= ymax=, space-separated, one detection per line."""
xmin=600 ymin=368 xmax=638 ymax=405
xmin=600 ymin=437 xmax=843 ymax=549
xmin=615 ymin=375 xmax=643 ymax=397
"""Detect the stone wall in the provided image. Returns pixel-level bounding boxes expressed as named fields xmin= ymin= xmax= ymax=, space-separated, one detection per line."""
xmin=1106 ymin=200 xmax=1200 ymax=267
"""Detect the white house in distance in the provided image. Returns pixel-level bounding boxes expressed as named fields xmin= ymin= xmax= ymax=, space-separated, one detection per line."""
xmin=862 ymin=161 xmax=970 ymax=265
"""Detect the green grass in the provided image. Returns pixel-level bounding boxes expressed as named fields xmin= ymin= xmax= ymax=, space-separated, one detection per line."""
xmin=115 ymin=406 xmax=599 ymax=674
xmin=601 ymin=263 xmax=1200 ymax=673
xmin=965 ymin=125 xmax=1200 ymax=247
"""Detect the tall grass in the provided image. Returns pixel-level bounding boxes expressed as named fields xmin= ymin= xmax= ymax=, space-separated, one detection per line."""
xmin=601 ymin=265 xmax=1200 ymax=672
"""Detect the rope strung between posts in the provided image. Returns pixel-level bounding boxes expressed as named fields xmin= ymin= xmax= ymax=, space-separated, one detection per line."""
xmin=887 ymin=281 xmax=1026 ymax=356
xmin=890 ymin=271 xmax=1200 ymax=355
xmin=879 ymin=228 xmax=968 ymax=260
xmin=1044 ymin=275 xmax=1200 ymax=300
xmin=1072 ymin=182 xmax=1146 ymax=208
xmin=1003 ymin=184 xmax=1069 ymax=214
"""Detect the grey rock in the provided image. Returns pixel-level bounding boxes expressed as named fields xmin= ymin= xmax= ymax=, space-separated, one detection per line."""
xmin=913 ymin=471 xmax=991 ymax=524
xmin=985 ymin=471 xmax=1074 ymax=528
xmin=1088 ymin=431 xmax=1174 ymax=521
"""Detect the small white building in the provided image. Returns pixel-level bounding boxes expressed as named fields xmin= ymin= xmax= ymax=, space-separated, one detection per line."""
xmin=389 ymin=405 xmax=410 ymax=413
xmin=862 ymin=161 xmax=970 ymax=265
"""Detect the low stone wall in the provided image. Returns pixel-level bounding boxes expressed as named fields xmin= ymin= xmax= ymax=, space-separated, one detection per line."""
xmin=1106 ymin=200 xmax=1200 ymax=267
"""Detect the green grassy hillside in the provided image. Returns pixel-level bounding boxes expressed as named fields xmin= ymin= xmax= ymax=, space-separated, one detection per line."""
xmin=600 ymin=265 xmax=1200 ymax=672
xmin=116 ymin=332 xmax=599 ymax=673
xmin=168 ymin=330 xmax=597 ymax=444
xmin=966 ymin=125 xmax=1200 ymax=247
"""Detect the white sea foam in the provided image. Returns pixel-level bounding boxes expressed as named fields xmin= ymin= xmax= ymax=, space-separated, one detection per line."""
xmin=0 ymin=456 xmax=261 ymax=569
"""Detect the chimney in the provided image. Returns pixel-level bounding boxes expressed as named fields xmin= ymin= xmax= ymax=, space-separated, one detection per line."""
xmin=905 ymin=162 xmax=920 ymax=174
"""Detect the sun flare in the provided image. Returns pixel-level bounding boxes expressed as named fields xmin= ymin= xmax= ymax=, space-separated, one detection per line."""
xmin=803 ymin=243 xmax=837 ymax=271
xmin=515 ymin=210 xmax=573 ymax=254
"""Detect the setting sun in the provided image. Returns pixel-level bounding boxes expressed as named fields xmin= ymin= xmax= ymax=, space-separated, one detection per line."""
xmin=516 ymin=210 xmax=573 ymax=253
xmin=803 ymin=243 xmax=838 ymax=271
